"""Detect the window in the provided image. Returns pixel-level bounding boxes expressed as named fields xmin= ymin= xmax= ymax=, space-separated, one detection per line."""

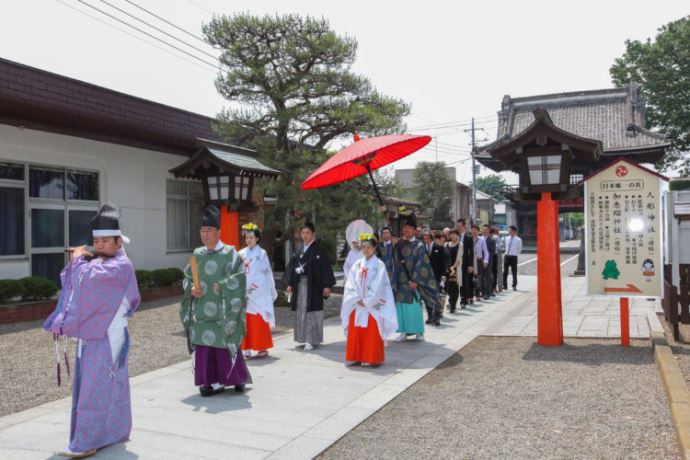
xmin=27 ymin=166 xmax=99 ymax=284
xmin=528 ymin=155 xmax=562 ymax=185
xmin=0 ymin=162 xmax=24 ymax=181
xmin=167 ymin=179 xmax=203 ymax=251
xmin=235 ymin=175 xmax=250 ymax=201
xmin=29 ymin=167 xmax=64 ymax=199
xmin=0 ymin=187 xmax=24 ymax=256
xmin=0 ymin=161 xmax=99 ymax=283
xmin=67 ymin=170 xmax=99 ymax=201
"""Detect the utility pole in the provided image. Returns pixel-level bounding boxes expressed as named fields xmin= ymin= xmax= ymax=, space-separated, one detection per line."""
xmin=435 ymin=137 xmax=438 ymax=163
xmin=465 ymin=118 xmax=484 ymax=224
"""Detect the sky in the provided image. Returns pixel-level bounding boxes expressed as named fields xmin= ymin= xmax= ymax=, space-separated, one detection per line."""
xmin=0 ymin=0 xmax=687 ymax=184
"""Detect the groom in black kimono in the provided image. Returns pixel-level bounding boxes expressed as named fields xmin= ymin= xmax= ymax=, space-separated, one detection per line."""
xmin=286 ymin=222 xmax=336 ymax=351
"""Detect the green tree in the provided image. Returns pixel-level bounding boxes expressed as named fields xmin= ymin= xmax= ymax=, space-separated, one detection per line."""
xmin=412 ymin=162 xmax=453 ymax=224
xmin=610 ymin=16 xmax=690 ymax=174
xmin=203 ymin=14 xmax=410 ymax=257
xmin=474 ymin=174 xmax=507 ymax=201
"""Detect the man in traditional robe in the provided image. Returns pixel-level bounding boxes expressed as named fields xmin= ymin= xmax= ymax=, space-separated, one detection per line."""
xmin=341 ymin=233 xmax=398 ymax=367
xmin=44 ymin=203 xmax=140 ymax=458
xmin=377 ymin=227 xmax=395 ymax=281
xmin=392 ymin=213 xmax=439 ymax=342
xmin=180 ymin=205 xmax=250 ymax=397
xmin=286 ymin=222 xmax=336 ymax=351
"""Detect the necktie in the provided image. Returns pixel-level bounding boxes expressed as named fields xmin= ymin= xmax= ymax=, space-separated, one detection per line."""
xmin=507 ymin=237 xmax=514 ymax=256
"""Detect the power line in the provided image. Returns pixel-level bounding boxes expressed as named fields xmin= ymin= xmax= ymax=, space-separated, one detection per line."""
xmin=185 ymin=0 xmax=213 ymax=15
xmin=123 ymin=0 xmax=211 ymax=46
xmin=74 ymin=0 xmax=220 ymax=70
xmin=97 ymin=0 xmax=219 ymax=61
xmin=54 ymin=0 xmax=218 ymax=74
xmin=408 ymin=114 xmax=495 ymax=130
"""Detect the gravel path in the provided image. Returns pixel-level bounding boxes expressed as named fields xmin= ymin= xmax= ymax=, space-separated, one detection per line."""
xmin=320 ymin=336 xmax=678 ymax=460
xmin=0 ymin=294 xmax=342 ymax=417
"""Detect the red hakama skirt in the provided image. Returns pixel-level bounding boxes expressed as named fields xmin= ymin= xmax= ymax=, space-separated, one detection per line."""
xmin=242 ymin=312 xmax=273 ymax=351
xmin=346 ymin=310 xmax=384 ymax=365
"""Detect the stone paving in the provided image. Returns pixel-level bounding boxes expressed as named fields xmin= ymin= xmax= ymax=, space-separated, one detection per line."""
xmin=0 ymin=281 xmax=537 ymax=459
xmin=0 ymin=273 xmax=661 ymax=459
xmin=486 ymin=275 xmax=659 ymax=339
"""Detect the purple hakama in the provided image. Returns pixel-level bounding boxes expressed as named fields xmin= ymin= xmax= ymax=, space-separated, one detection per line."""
xmin=194 ymin=345 xmax=250 ymax=387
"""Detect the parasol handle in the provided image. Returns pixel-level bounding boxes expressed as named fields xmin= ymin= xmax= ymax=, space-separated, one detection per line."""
xmin=365 ymin=165 xmax=390 ymax=226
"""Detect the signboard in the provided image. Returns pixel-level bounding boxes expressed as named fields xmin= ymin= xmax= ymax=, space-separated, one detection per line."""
xmin=584 ymin=159 xmax=667 ymax=297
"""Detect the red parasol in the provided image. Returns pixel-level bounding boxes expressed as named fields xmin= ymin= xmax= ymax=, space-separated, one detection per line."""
xmin=301 ymin=134 xmax=431 ymax=206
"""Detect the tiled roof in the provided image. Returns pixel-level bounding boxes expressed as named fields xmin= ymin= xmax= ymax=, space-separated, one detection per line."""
xmin=0 ymin=57 xmax=219 ymax=155
xmin=170 ymin=138 xmax=283 ymax=179
xmin=481 ymin=84 xmax=670 ymax=155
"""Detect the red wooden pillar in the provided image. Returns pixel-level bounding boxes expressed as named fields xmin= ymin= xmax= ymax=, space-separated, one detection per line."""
xmin=220 ymin=207 xmax=240 ymax=250
xmin=537 ymin=192 xmax=563 ymax=346
xmin=620 ymin=297 xmax=630 ymax=347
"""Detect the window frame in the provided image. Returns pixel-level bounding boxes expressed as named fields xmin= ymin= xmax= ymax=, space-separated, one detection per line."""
xmin=0 ymin=161 xmax=101 ymax=274
xmin=0 ymin=165 xmax=28 ymax=261
xmin=166 ymin=178 xmax=204 ymax=253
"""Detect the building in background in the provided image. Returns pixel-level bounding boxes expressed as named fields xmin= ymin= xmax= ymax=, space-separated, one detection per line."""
xmin=475 ymin=190 xmax=496 ymax=226
xmin=395 ymin=167 xmax=472 ymax=226
xmin=476 ymin=83 xmax=671 ymax=246
xmin=0 ymin=58 xmax=277 ymax=284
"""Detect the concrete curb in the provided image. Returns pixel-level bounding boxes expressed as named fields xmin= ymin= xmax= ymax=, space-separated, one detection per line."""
xmin=652 ymin=329 xmax=690 ymax=459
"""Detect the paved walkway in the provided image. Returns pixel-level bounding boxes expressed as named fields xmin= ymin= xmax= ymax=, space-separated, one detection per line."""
xmin=0 ymin=280 xmax=538 ymax=460
xmin=0 ymin=274 xmax=658 ymax=459
xmin=485 ymin=275 xmax=660 ymax=338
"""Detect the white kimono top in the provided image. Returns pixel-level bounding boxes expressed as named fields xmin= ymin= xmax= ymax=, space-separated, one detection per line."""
xmin=341 ymin=254 xmax=398 ymax=340
xmin=239 ymin=244 xmax=277 ymax=327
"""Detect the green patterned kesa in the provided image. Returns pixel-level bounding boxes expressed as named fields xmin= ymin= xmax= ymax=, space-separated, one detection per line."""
xmin=180 ymin=244 xmax=247 ymax=357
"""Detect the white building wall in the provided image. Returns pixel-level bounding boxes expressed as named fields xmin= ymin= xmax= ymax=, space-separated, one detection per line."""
xmin=0 ymin=124 xmax=197 ymax=279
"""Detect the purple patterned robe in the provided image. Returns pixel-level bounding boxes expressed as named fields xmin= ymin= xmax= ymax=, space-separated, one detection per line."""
xmin=44 ymin=249 xmax=140 ymax=452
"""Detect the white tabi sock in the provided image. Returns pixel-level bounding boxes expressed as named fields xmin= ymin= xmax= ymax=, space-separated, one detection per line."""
xmin=211 ymin=383 xmax=224 ymax=390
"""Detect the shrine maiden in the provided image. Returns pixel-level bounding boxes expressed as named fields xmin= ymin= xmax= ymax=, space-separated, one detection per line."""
xmin=239 ymin=223 xmax=277 ymax=359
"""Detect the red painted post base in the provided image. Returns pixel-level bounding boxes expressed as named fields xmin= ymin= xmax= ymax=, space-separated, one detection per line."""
xmin=620 ymin=297 xmax=630 ymax=347
xmin=220 ymin=207 xmax=240 ymax=250
xmin=537 ymin=192 xmax=564 ymax=346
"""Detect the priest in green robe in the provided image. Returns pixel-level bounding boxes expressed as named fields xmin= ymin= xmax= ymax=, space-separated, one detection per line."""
xmin=180 ymin=205 xmax=251 ymax=397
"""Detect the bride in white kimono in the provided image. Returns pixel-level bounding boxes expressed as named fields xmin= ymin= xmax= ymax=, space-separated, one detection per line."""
xmin=341 ymin=233 xmax=398 ymax=367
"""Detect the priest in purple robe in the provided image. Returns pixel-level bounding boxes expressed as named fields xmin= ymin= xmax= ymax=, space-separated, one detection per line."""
xmin=44 ymin=203 xmax=140 ymax=458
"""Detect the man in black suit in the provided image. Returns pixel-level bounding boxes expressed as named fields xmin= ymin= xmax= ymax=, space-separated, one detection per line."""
xmin=482 ymin=224 xmax=496 ymax=298
xmin=422 ymin=230 xmax=445 ymax=326
xmin=455 ymin=218 xmax=474 ymax=307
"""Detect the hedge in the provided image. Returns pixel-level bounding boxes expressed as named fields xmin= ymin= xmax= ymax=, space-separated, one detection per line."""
xmin=0 ymin=277 xmax=58 ymax=304
xmin=137 ymin=268 xmax=185 ymax=289
xmin=19 ymin=277 xmax=59 ymax=301
xmin=135 ymin=270 xmax=152 ymax=290
xmin=0 ymin=279 xmax=24 ymax=303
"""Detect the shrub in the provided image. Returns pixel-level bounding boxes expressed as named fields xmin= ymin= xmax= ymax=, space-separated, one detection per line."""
xmin=149 ymin=268 xmax=177 ymax=287
xmin=0 ymin=279 xmax=25 ymax=304
xmin=19 ymin=277 xmax=58 ymax=301
xmin=166 ymin=267 xmax=185 ymax=283
xmin=135 ymin=270 xmax=152 ymax=290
